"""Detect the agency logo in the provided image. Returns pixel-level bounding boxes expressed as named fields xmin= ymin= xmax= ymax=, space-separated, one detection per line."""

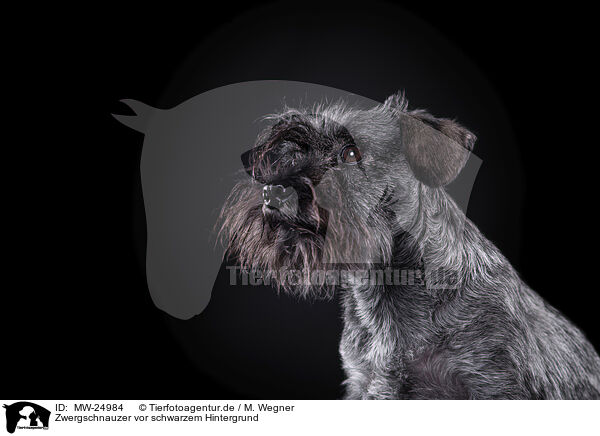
xmin=3 ymin=402 xmax=50 ymax=433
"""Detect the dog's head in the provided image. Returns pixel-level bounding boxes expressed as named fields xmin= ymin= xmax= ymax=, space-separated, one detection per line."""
xmin=219 ymin=93 xmax=475 ymax=297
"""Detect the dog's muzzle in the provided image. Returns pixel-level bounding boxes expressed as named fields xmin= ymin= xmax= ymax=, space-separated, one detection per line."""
xmin=263 ymin=184 xmax=293 ymax=209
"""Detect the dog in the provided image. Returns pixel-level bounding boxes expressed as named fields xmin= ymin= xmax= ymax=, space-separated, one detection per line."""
xmin=219 ymin=93 xmax=600 ymax=399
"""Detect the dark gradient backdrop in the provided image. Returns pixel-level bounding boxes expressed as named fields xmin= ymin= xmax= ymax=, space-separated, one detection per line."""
xmin=4 ymin=1 xmax=596 ymax=399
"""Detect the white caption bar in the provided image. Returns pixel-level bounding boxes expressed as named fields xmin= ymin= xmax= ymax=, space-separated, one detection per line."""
xmin=1 ymin=400 xmax=597 ymax=436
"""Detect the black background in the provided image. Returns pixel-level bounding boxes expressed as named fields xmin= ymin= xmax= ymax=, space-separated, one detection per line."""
xmin=4 ymin=1 xmax=596 ymax=399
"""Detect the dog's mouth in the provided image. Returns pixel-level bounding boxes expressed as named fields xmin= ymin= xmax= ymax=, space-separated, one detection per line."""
xmin=260 ymin=180 xmax=329 ymax=239
xmin=261 ymin=184 xmax=297 ymax=219
xmin=218 ymin=175 xmax=333 ymax=296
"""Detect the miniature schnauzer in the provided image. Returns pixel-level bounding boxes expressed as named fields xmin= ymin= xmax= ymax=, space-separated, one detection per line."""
xmin=219 ymin=93 xmax=600 ymax=399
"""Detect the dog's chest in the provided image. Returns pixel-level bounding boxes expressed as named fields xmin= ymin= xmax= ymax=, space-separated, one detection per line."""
xmin=340 ymin=285 xmax=457 ymax=399
xmin=342 ymin=289 xmax=427 ymax=370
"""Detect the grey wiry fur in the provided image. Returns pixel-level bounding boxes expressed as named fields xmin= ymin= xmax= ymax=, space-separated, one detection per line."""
xmin=219 ymin=93 xmax=600 ymax=399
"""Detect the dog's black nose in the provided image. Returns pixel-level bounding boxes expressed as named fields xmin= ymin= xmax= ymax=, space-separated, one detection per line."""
xmin=263 ymin=184 xmax=293 ymax=209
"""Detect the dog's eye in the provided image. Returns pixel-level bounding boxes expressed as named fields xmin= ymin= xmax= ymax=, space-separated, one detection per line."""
xmin=340 ymin=145 xmax=362 ymax=164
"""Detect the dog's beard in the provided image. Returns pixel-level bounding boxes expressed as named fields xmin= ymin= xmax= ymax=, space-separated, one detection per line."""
xmin=219 ymin=179 xmax=396 ymax=298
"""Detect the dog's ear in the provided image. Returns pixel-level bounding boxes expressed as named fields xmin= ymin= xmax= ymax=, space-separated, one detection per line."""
xmin=383 ymin=94 xmax=476 ymax=187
